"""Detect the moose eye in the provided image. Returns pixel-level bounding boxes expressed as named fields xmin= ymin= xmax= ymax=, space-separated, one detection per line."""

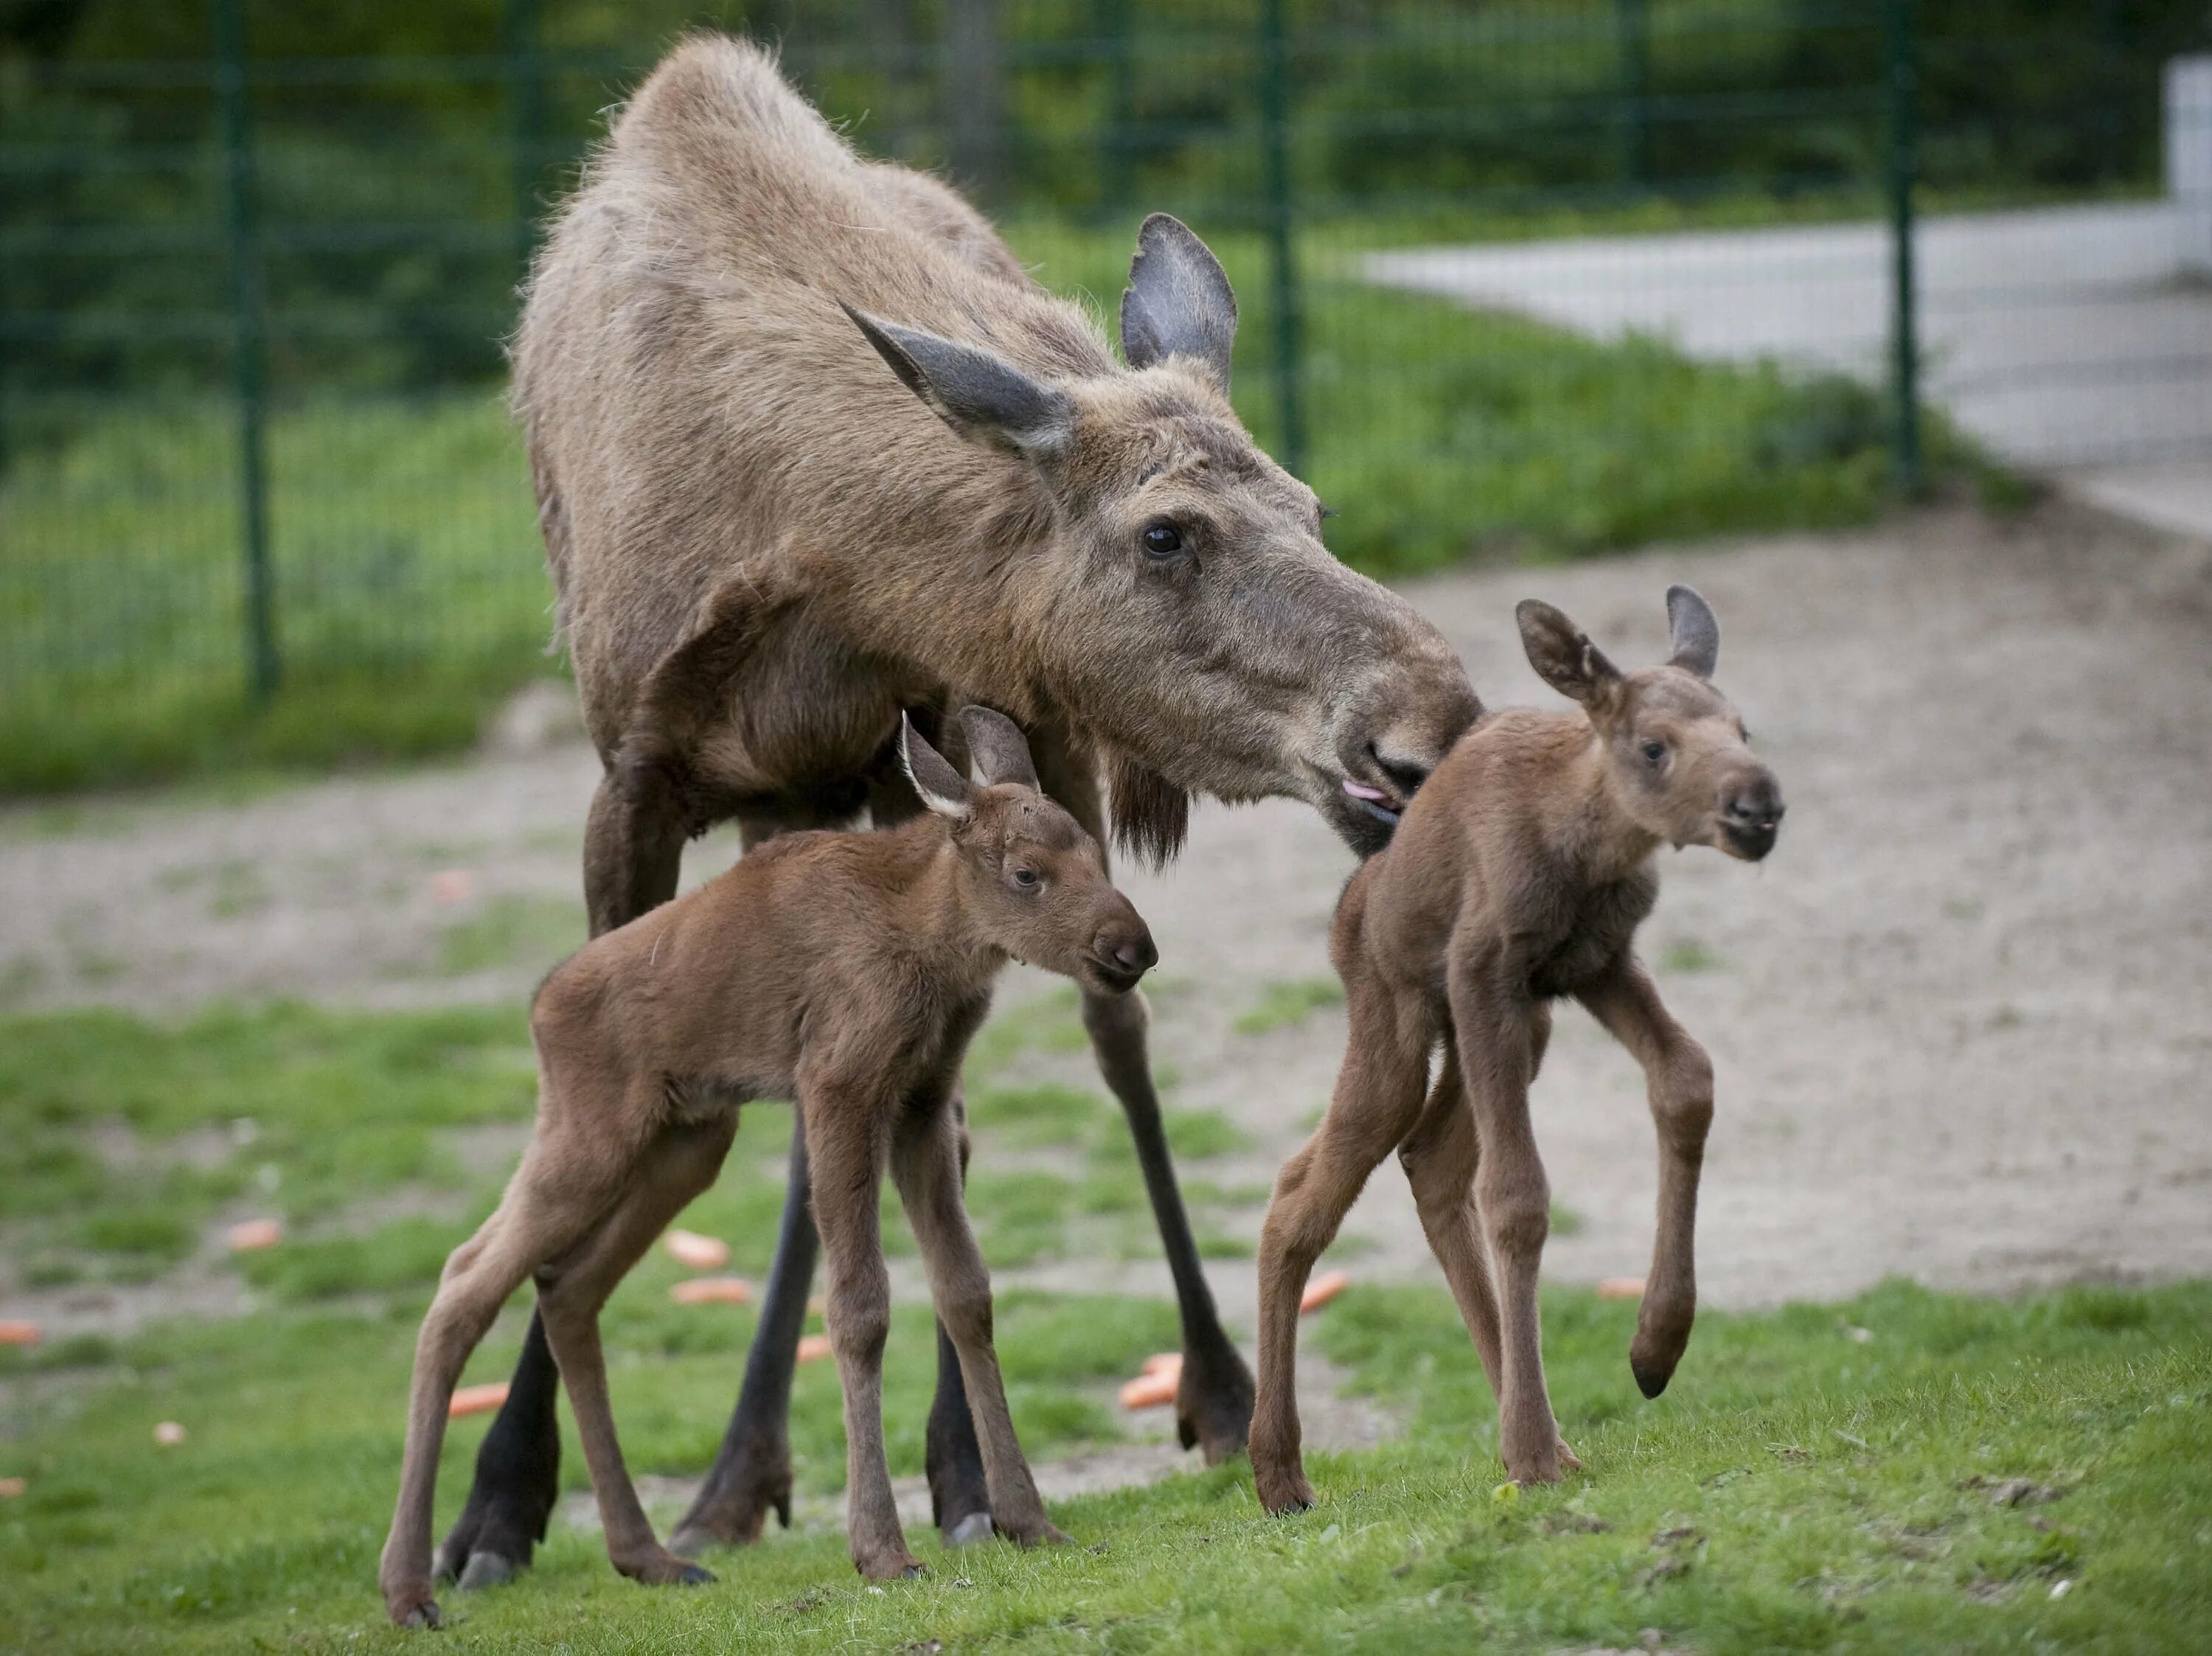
xmin=1140 ymin=521 xmax=1183 ymax=560
xmin=1641 ymin=739 xmax=1668 ymax=768
xmin=1011 ymin=867 xmax=1040 ymax=891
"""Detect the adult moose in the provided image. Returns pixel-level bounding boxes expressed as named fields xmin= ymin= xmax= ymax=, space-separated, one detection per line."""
xmin=434 ymin=34 xmax=1481 ymax=1589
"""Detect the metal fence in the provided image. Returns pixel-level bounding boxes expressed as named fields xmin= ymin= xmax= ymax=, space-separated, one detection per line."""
xmin=4 ymin=1 xmax=2208 ymax=791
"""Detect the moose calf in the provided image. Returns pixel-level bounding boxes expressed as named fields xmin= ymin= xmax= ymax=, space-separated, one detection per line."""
xmin=1250 ymin=587 xmax=1784 ymax=1513
xmin=380 ymin=707 xmax=1154 ymax=1627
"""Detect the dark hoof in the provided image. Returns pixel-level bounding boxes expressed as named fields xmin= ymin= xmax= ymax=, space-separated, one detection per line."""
xmin=456 ymin=1551 xmax=517 ymax=1593
xmin=1631 ymin=1357 xmax=1671 ymax=1399
xmin=677 ymin=1563 xmax=717 ymax=1587
xmin=1175 ymin=1343 xmax=1256 ymax=1465
xmin=397 ymin=1600 xmax=442 ymax=1631
xmin=435 ymin=1484 xmax=552 ymax=1588
xmin=669 ymin=1450 xmax=794 ymax=1554
xmin=944 ymin=1512 xmax=994 ymax=1548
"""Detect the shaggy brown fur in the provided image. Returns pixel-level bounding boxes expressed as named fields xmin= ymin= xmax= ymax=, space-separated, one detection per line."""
xmin=431 ymin=32 xmax=1484 ymax=1582
xmin=379 ymin=710 xmax=1151 ymax=1627
xmin=1248 ymin=588 xmax=1785 ymax=1514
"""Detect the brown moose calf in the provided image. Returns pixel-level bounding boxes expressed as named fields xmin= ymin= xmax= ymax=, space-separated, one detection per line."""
xmin=1250 ymin=587 xmax=1784 ymax=1514
xmin=380 ymin=708 xmax=1154 ymax=1627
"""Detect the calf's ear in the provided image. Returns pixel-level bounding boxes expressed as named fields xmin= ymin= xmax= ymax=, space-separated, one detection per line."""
xmin=901 ymin=714 xmax=976 ymax=820
xmin=1517 ymin=599 xmax=1623 ymax=709
xmin=958 ymin=706 xmax=1041 ymax=791
xmin=1664 ymin=584 xmax=1720 ymax=678
xmin=844 ymin=305 xmax=1074 ymax=462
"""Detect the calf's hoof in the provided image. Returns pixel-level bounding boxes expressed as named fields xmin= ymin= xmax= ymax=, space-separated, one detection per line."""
xmin=1248 ymin=1441 xmax=1310 ymax=1521
xmin=1004 ymin=1517 xmax=1074 ymax=1549
xmin=1557 ymin=1436 xmax=1584 ymax=1471
xmin=617 ymin=1547 xmax=716 ymax=1588
xmin=1175 ymin=1343 xmax=1256 ymax=1467
xmin=385 ymin=1587 xmax=442 ymax=1630
xmin=669 ymin=1443 xmax=793 ymax=1554
xmin=855 ymin=1550 xmax=928 ymax=1582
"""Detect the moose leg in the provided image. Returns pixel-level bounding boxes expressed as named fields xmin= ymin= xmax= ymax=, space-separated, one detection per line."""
xmin=435 ymin=769 xmax=685 ymax=1590
xmin=1448 ymin=961 xmax=1566 ymax=1486
xmin=894 ymin=1099 xmax=1069 ymax=1548
xmin=1029 ymin=728 xmax=1252 ymax=1463
xmin=1578 ymin=957 xmax=1714 ymax=1399
xmin=535 ymin=1116 xmax=734 ymax=1589
xmin=1251 ymin=978 xmax=1430 ymax=1514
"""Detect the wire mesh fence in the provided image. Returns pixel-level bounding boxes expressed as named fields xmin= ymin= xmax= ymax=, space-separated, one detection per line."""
xmin=4 ymin=1 xmax=2208 ymax=791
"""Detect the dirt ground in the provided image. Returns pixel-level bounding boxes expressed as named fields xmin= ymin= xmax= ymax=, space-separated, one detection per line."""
xmin=6 ymin=500 xmax=2210 ymax=1338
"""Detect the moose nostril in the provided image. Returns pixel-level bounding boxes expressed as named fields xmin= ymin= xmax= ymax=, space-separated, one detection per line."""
xmin=1726 ymin=788 xmax=1784 ymax=827
xmin=1114 ymin=933 xmax=1158 ymax=974
xmin=1367 ymin=744 xmax=1432 ymax=798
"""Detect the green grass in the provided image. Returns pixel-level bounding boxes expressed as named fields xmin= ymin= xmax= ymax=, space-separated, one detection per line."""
xmin=1234 ymin=976 xmax=1347 ymax=1036
xmin=0 ymin=1277 xmax=2203 ymax=1654
xmin=1 ymin=1001 xmax=2204 ymax=1651
xmin=0 ymin=995 xmax=1259 ymax=1295
xmin=0 ymin=213 xmax=1994 ymax=797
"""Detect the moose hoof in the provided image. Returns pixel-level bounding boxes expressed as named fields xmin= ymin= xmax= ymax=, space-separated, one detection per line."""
xmin=388 ymin=1593 xmax=443 ymax=1631
xmin=1630 ymin=1355 xmax=1671 ymax=1399
xmin=676 ymin=1562 xmax=717 ymax=1587
xmin=1175 ymin=1345 xmax=1256 ymax=1466
xmin=669 ymin=1451 xmax=794 ymax=1554
xmin=945 ymin=1512 xmax=995 ymax=1548
xmin=455 ymin=1551 xmax=517 ymax=1593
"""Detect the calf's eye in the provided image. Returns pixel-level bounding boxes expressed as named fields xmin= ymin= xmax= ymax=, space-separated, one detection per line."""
xmin=1140 ymin=521 xmax=1183 ymax=560
xmin=1641 ymin=740 xmax=1667 ymax=767
xmin=1012 ymin=867 xmax=1040 ymax=890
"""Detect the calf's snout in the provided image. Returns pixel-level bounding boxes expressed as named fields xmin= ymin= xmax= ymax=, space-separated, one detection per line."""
xmin=1095 ymin=922 xmax=1158 ymax=977
xmin=1717 ymin=768 xmax=1785 ymax=860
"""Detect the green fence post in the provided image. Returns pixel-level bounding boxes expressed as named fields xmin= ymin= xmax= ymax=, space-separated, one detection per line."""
xmin=504 ymin=0 xmax=543 ymax=277
xmin=1258 ymin=0 xmax=1307 ymax=479
xmin=215 ymin=0 xmax=278 ymax=701
xmin=1097 ymin=0 xmax=1134 ymax=220
xmin=1883 ymin=0 xmax=1921 ymax=495
xmin=1614 ymin=0 xmax=1650 ymax=192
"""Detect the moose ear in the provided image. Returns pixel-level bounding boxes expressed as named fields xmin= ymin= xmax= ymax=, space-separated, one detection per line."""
xmin=1517 ymin=599 xmax=1624 ymax=709
xmin=844 ymin=305 xmax=1074 ymax=461
xmin=1120 ymin=214 xmax=1237 ymax=393
xmin=1664 ymin=584 xmax=1719 ymax=678
xmin=957 ymin=705 xmax=1040 ymax=791
xmin=901 ymin=713 xmax=975 ymax=821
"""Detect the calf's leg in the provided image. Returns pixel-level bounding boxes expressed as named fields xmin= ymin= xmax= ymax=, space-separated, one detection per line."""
xmin=803 ymin=1090 xmax=919 ymax=1580
xmin=383 ymin=1137 xmax=637 ymax=1627
xmin=436 ymin=769 xmax=684 ymax=1590
xmin=1399 ymin=1029 xmax=1582 ymax=1472
xmin=893 ymin=1103 xmax=1068 ymax=1548
xmin=1448 ymin=964 xmax=1564 ymax=1486
xmin=536 ymin=1116 xmax=735 ymax=1587
xmin=1578 ymin=958 xmax=1714 ymax=1398
xmin=1250 ymin=978 xmax=1430 ymax=1515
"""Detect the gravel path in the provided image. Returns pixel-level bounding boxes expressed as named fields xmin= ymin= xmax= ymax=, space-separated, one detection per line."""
xmin=6 ymin=501 xmax=2209 ymax=1330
